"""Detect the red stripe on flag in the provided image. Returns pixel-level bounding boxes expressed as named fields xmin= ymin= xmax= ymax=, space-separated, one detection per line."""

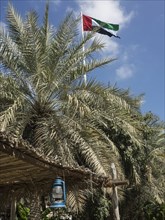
xmin=83 ymin=15 xmax=92 ymax=31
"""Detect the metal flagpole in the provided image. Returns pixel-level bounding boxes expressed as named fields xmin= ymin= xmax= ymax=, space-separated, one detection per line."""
xmin=81 ymin=12 xmax=87 ymax=85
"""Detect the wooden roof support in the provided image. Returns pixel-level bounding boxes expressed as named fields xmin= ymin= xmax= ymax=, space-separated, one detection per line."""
xmin=0 ymin=132 xmax=128 ymax=188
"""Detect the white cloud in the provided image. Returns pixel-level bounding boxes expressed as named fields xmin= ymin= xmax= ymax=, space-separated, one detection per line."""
xmin=75 ymin=0 xmax=134 ymax=56
xmin=77 ymin=0 xmax=134 ymax=27
xmin=114 ymin=44 xmax=140 ymax=80
xmin=52 ymin=0 xmax=61 ymax=6
xmin=121 ymin=44 xmax=140 ymax=62
xmin=116 ymin=64 xmax=135 ymax=80
xmin=66 ymin=6 xmax=74 ymax=14
xmin=0 ymin=22 xmax=7 ymax=34
xmin=122 ymin=51 xmax=129 ymax=62
xmin=0 ymin=22 xmax=6 ymax=30
xmin=140 ymin=99 xmax=146 ymax=105
xmin=102 ymin=36 xmax=119 ymax=56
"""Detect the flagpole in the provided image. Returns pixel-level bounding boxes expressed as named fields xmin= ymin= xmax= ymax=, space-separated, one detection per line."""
xmin=81 ymin=12 xmax=87 ymax=85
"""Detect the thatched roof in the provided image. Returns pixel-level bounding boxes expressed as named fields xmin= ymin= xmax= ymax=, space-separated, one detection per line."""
xmin=0 ymin=132 xmax=127 ymax=190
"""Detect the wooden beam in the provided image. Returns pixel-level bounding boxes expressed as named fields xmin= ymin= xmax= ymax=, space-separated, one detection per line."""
xmin=104 ymin=180 xmax=128 ymax=187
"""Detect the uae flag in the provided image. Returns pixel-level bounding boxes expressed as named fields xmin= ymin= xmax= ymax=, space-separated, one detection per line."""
xmin=82 ymin=14 xmax=120 ymax=38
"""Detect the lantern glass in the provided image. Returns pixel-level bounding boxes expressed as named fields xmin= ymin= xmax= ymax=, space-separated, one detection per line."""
xmin=52 ymin=185 xmax=63 ymax=199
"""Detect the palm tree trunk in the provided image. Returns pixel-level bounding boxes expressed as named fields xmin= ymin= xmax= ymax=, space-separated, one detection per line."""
xmin=29 ymin=190 xmax=42 ymax=220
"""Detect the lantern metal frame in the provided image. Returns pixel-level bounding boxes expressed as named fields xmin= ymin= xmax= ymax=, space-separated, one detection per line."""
xmin=50 ymin=177 xmax=66 ymax=208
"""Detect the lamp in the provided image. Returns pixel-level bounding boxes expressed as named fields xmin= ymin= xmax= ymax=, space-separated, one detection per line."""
xmin=50 ymin=177 xmax=66 ymax=208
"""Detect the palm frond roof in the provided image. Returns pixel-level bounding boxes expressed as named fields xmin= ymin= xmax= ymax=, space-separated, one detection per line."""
xmin=0 ymin=132 xmax=127 ymax=189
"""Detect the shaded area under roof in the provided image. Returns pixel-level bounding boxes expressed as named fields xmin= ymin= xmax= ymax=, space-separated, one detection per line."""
xmin=0 ymin=132 xmax=128 ymax=190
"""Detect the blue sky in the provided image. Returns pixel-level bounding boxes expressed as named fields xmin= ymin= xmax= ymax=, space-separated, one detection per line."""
xmin=0 ymin=0 xmax=164 ymax=120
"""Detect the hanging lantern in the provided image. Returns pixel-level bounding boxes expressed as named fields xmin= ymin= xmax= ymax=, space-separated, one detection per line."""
xmin=50 ymin=177 xmax=66 ymax=208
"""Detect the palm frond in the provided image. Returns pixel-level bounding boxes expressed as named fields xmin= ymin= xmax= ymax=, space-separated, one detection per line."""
xmin=67 ymin=188 xmax=87 ymax=213
xmin=6 ymin=3 xmax=25 ymax=43
xmin=0 ymin=97 xmax=22 ymax=132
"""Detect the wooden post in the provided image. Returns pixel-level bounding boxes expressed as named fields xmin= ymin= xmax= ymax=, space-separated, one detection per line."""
xmin=111 ymin=163 xmax=120 ymax=220
xmin=29 ymin=190 xmax=42 ymax=220
xmin=10 ymin=192 xmax=16 ymax=220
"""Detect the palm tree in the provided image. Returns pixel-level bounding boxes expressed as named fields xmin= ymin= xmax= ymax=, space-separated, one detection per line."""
xmin=0 ymin=2 xmax=149 ymax=218
xmin=137 ymin=113 xmax=165 ymax=218
xmin=0 ymin=2 xmax=115 ymax=174
xmin=120 ymin=112 xmax=165 ymax=220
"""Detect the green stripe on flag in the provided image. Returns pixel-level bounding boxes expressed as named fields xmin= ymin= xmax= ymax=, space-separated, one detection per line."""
xmin=93 ymin=18 xmax=119 ymax=31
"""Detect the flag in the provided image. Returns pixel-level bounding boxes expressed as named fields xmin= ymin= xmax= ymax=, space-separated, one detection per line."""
xmin=82 ymin=14 xmax=120 ymax=38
